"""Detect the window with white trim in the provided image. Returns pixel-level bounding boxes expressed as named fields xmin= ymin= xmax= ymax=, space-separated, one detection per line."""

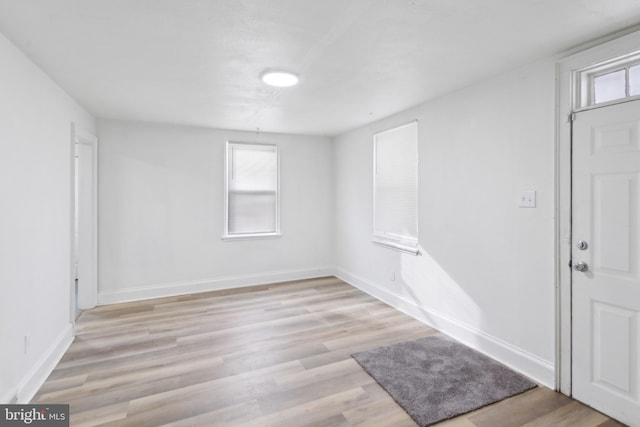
xmin=373 ymin=122 xmax=419 ymax=254
xmin=575 ymin=53 xmax=640 ymax=108
xmin=224 ymin=142 xmax=280 ymax=239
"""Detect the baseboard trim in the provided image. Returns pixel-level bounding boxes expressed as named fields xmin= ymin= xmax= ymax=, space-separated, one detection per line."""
xmin=98 ymin=266 xmax=335 ymax=305
xmin=335 ymin=267 xmax=555 ymax=388
xmin=16 ymin=323 xmax=74 ymax=404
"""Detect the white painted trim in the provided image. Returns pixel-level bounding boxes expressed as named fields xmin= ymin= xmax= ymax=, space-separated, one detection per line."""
xmin=98 ymin=267 xmax=335 ymax=305
xmin=556 ymin=28 xmax=640 ymax=396
xmin=16 ymin=324 xmax=74 ymax=404
xmin=372 ymin=239 xmax=419 ymax=255
xmin=335 ymin=267 xmax=555 ymax=388
xmin=221 ymin=232 xmax=282 ymax=241
xmin=69 ymin=124 xmax=76 ymax=328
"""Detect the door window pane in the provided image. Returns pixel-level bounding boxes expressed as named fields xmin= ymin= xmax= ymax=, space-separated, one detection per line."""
xmin=593 ymin=69 xmax=626 ymax=104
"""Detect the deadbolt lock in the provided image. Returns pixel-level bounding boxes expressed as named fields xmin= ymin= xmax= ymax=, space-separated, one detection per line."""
xmin=576 ymin=240 xmax=588 ymax=250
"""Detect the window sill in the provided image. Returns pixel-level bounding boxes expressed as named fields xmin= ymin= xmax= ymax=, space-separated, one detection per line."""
xmin=372 ymin=238 xmax=420 ymax=255
xmin=222 ymin=232 xmax=282 ymax=241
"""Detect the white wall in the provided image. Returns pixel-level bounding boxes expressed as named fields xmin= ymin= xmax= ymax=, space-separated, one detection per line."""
xmin=97 ymin=120 xmax=334 ymax=303
xmin=0 ymin=23 xmax=557 ymax=402
xmin=334 ymin=59 xmax=557 ymax=386
xmin=0 ymin=33 xmax=95 ymax=403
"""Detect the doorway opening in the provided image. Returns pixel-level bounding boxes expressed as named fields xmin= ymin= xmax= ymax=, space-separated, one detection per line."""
xmin=72 ymin=124 xmax=98 ymax=318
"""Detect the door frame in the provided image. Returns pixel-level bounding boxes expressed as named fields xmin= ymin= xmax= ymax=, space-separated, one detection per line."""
xmin=70 ymin=123 xmax=98 ymax=323
xmin=556 ymin=28 xmax=640 ymax=395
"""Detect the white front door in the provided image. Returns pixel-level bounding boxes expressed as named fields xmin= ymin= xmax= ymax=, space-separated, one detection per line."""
xmin=572 ymin=99 xmax=640 ymax=426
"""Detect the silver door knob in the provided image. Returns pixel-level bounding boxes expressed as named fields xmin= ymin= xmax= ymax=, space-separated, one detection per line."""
xmin=573 ymin=262 xmax=588 ymax=272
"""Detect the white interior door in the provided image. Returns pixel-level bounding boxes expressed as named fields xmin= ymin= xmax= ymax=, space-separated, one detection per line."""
xmin=572 ymin=100 xmax=640 ymax=426
xmin=74 ymin=125 xmax=98 ymax=310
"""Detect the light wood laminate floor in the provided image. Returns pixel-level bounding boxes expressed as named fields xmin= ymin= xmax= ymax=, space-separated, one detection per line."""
xmin=34 ymin=277 xmax=624 ymax=426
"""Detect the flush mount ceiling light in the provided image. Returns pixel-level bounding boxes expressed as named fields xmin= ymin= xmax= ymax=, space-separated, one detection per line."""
xmin=261 ymin=70 xmax=299 ymax=87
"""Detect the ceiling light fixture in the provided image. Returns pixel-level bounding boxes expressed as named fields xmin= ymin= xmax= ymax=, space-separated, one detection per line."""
xmin=261 ymin=70 xmax=299 ymax=87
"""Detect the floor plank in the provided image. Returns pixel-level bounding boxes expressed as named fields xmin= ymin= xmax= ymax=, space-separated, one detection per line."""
xmin=33 ymin=277 xmax=624 ymax=426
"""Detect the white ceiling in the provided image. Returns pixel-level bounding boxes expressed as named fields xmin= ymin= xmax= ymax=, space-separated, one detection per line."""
xmin=2 ymin=1 xmax=640 ymax=136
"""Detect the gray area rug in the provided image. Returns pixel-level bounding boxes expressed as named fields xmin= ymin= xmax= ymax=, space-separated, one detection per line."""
xmin=352 ymin=334 xmax=537 ymax=426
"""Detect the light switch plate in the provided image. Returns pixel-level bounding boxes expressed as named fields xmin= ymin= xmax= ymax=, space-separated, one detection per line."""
xmin=518 ymin=190 xmax=536 ymax=208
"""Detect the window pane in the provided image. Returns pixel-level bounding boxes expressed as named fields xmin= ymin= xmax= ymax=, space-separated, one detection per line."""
xmin=373 ymin=122 xmax=418 ymax=249
xmin=593 ymin=69 xmax=626 ymax=104
xmin=228 ymin=192 xmax=276 ymax=234
xmin=227 ymin=143 xmax=278 ymax=235
xmin=629 ymin=64 xmax=640 ymax=97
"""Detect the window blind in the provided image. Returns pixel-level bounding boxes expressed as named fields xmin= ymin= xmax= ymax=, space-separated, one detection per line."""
xmin=373 ymin=122 xmax=418 ymax=253
xmin=226 ymin=142 xmax=279 ymax=236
